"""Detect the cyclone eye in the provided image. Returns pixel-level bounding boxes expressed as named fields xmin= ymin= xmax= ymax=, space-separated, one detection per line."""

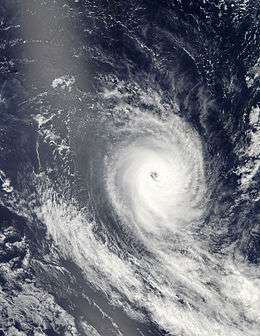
xmin=150 ymin=171 xmax=158 ymax=181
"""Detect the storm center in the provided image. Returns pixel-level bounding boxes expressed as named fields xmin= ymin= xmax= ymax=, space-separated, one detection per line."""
xmin=150 ymin=171 xmax=159 ymax=181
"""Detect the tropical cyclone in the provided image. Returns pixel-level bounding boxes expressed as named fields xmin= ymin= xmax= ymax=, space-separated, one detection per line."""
xmin=105 ymin=114 xmax=207 ymax=240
